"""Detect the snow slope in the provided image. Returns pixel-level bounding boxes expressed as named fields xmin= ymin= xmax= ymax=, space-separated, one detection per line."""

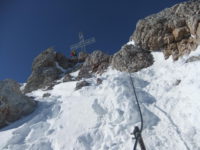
xmin=1 ymin=45 xmax=200 ymax=150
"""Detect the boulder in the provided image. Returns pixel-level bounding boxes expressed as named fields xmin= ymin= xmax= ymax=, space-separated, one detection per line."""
xmin=131 ymin=0 xmax=200 ymax=60
xmin=63 ymin=74 xmax=74 ymax=82
xmin=0 ymin=79 xmax=37 ymax=128
xmin=75 ymin=80 xmax=90 ymax=90
xmin=96 ymin=78 xmax=103 ymax=85
xmin=42 ymin=93 xmax=51 ymax=98
xmin=24 ymin=48 xmax=73 ymax=93
xmin=78 ymin=50 xmax=111 ymax=79
xmin=111 ymin=44 xmax=154 ymax=72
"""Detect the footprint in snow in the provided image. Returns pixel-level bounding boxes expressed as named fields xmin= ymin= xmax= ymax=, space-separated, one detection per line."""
xmin=92 ymin=99 xmax=107 ymax=116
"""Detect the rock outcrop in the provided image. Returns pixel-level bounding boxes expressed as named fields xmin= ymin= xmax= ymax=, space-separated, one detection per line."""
xmin=63 ymin=74 xmax=74 ymax=82
xmin=24 ymin=48 xmax=75 ymax=93
xmin=78 ymin=51 xmax=89 ymax=62
xmin=78 ymin=50 xmax=111 ymax=79
xmin=96 ymin=78 xmax=103 ymax=85
xmin=0 ymin=79 xmax=37 ymax=128
xmin=131 ymin=0 xmax=200 ymax=60
xmin=111 ymin=44 xmax=153 ymax=72
xmin=24 ymin=48 xmax=61 ymax=93
xmin=75 ymin=80 xmax=90 ymax=90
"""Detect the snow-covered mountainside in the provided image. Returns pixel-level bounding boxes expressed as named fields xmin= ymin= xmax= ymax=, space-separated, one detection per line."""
xmin=1 ymin=45 xmax=200 ymax=150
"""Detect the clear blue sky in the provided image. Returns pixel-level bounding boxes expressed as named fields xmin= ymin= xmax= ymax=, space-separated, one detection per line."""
xmin=0 ymin=0 xmax=185 ymax=82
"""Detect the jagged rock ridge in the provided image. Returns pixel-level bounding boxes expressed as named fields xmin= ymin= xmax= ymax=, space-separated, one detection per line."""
xmin=23 ymin=48 xmax=112 ymax=93
xmin=24 ymin=48 xmax=78 ymax=93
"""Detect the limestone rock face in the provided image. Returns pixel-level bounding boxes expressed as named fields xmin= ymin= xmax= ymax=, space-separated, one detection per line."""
xmin=24 ymin=48 xmax=75 ymax=93
xmin=111 ymin=44 xmax=154 ymax=72
xmin=131 ymin=0 xmax=200 ymax=60
xmin=0 ymin=79 xmax=37 ymax=128
xmin=78 ymin=50 xmax=111 ymax=79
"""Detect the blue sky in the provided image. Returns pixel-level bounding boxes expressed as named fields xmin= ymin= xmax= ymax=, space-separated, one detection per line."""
xmin=0 ymin=0 xmax=185 ymax=82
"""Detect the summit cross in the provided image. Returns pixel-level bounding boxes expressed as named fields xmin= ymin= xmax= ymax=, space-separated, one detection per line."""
xmin=70 ymin=32 xmax=96 ymax=52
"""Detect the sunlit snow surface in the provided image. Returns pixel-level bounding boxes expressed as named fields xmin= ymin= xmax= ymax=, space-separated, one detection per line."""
xmin=1 ymin=46 xmax=200 ymax=150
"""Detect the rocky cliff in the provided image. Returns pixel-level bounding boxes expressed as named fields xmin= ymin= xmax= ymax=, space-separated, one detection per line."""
xmin=131 ymin=0 xmax=200 ymax=60
xmin=22 ymin=48 xmax=111 ymax=93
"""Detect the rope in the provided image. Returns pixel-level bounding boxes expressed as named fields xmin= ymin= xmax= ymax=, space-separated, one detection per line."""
xmin=129 ymin=73 xmax=144 ymax=131
xmin=128 ymin=73 xmax=145 ymax=150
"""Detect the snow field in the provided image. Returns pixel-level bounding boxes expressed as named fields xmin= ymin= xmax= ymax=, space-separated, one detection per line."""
xmin=137 ymin=46 xmax=200 ymax=150
xmin=0 ymin=45 xmax=200 ymax=150
xmin=0 ymin=68 xmax=159 ymax=150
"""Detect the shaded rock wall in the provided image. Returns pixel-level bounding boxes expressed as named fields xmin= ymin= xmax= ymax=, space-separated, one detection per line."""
xmin=0 ymin=79 xmax=37 ymax=128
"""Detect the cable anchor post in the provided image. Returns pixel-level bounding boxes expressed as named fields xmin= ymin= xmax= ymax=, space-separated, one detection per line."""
xmin=131 ymin=126 xmax=146 ymax=150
